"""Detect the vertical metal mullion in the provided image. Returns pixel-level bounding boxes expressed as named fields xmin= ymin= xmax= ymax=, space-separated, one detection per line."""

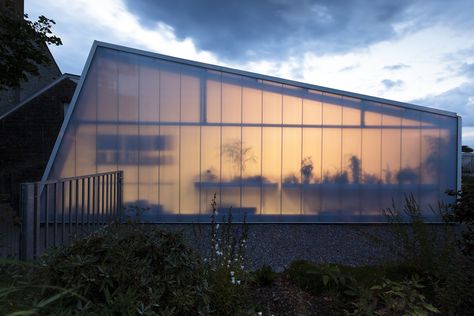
xmin=280 ymin=89 xmax=283 ymax=217
xmin=260 ymin=84 xmax=263 ymax=215
xmin=87 ymin=177 xmax=91 ymax=231
xmin=61 ymin=181 xmax=65 ymax=244
xmin=75 ymin=179 xmax=79 ymax=236
xmin=106 ymin=174 xmax=110 ymax=223
xmin=118 ymin=171 xmax=123 ymax=221
xmin=110 ymin=172 xmax=117 ymax=220
xmin=81 ymin=177 xmax=85 ymax=235
xmin=53 ymin=182 xmax=57 ymax=247
xmin=300 ymin=96 xmax=303 ymax=215
xmin=320 ymin=99 xmax=324 ymax=213
xmin=92 ymin=176 xmax=96 ymax=230
xmin=239 ymin=82 xmax=243 ymax=214
xmin=44 ymin=185 xmax=49 ymax=249
xmin=101 ymin=175 xmax=105 ymax=225
xmin=178 ymin=69 xmax=182 ymax=216
xmin=68 ymin=180 xmax=72 ymax=238
xmin=34 ymin=183 xmax=40 ymax=258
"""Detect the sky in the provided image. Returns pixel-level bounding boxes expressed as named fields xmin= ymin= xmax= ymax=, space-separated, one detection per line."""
xmin=27 ymin=0 xmax=474 ymax=146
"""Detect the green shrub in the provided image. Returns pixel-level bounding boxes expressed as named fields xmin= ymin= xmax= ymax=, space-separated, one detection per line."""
xmin=34 ymin=224 xmax=209 ymax=315
xmin=347 ymin=275 xmax=439 ymax=316
xmin=254 ymin=265 xmax=276 ymax=287
xmin=286 ymin=260 xmax=355 ymax=298
xmin=372 ymin=193 xmax=474 ymax=314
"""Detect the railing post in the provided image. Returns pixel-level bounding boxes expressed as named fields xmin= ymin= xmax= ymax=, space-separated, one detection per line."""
xmin=118 ymin=171 xmax=123 ymax=223
xmin=20 ymin=183 xmax=35 ymax=261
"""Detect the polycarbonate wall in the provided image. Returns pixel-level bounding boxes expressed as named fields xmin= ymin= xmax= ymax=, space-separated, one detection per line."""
xmin=48 ymin=46 xmax=459 ymax=222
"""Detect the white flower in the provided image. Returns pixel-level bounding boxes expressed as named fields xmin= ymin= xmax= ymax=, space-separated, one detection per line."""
xmin=216 ymin=224 xmax=220 ymax=229
xmin=230 ymin=271 xmax=235 ymax=277
xmin=240 ymin=265 xmax=244 ymax=270
xmin=228 ymin=260 xmax=231 ymax=264
xmin=257 ymin=312 xmax=262 ymax=316
xmin=237 ymin=280 xmax=241 ymax=285
xmin=231 ymin=276 xmax=235 ymax=284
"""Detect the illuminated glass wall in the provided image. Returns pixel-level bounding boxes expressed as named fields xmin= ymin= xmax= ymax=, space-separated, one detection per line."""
xmin=47 ymin=45 xmax=459 ymax=222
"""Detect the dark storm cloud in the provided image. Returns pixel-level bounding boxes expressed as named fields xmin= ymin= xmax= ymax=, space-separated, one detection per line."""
xmin=384 ymin=64 xmax=411 ymax=71
xmin=124 ymin=0 xmax=414 ymax=61
xmin=381 ymin=79 xmax=403 ymax=89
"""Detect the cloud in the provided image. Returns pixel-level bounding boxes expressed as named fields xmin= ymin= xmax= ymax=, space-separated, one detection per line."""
xmin=123 ymin=0 xmax=414 ymax=62
xmin=384 ymin=63 xmax=411 ymax=71
xmin=412 ymin=81 xmax=474 ymax=125
xmin=340 ymin=63 xmax=360 ymax=72
xmin=459 ymin=62 xmax=474 ymax=78
xmin=381 ymin=79 xmax=403 ymax=89
xmin=27 ymin=0 xmax=221 ymax=75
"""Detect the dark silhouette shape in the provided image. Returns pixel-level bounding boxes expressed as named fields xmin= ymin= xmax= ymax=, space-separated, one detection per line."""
xmin=349 ymin=155 xmax=361 ymax=184
xmin=396 ymin=168 xmax=418 ymax=184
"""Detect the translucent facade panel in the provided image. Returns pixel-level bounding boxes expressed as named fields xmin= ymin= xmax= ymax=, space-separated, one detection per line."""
xmin=302 ymin=128 xmax=322 ymax=215
xmin=242 ymin=79 xmax=262 ymax=124
xmin=439 ymin=116 xmax=457 ymax=192
xmin=159 ymin=62 xmax=180 ymax=122
xmin=200 ymin=126 xmax=221 ymax=214
xmin=180 ymin=69 xmax=201 ymax=122
xmin=180 ymin=126 xmax=200 ymax=214
xmin=138 ymin=58 xmax=160 ymax=123
xmin=302 ymin=98 xmax=322 ymax=125
xmin=76 ymin=60 xmax=98 ymax=176
xmin=159 ymin=126 xmax=179 ymax=215
xmin=117 ymin=56 xmax=139 ymax=204
xmin=242 ymin=127 xmax=262 ymax=218
xmin=282 ymin=87 xmax=302 ymax=125
xmin=322 ymin=128 xmax=341 ymax=182
xmin=262 ymin=127 xmax=281 ymax=214
xmin=137 ymin=59 xmax=160 ymax=211
xmin=420 ymin=113 xmax=441 ymax=211
xmin=46 ymin=45 xmax=460 ymax=223
xmin=51 ymin=126 xmax=76 ymax=179
xmin=342 ymin=106 xmax=361 ymax=126
xmin=221 ymin=126 xmax=241 ymax=210
xmin=323 ymin=98 xmax=342 ymax=126
xmin=282 ymin=127 xmax=302 ymax=214
xmin=222 ymin=74 xmax=242 ymax=123
xmin=206 ymin=77 xmax=221 ymax=123
xmin=262 ymin=82 xmax=282 ymax=124
xmin=321 ymin=128 xmax=342 ymax=213
xmin=342 ymin=128 xmax=361 ymax=215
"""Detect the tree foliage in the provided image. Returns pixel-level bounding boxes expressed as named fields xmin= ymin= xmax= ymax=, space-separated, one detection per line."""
xmin=462 ymin=145 xmax=473 ymax=153
xmin=0 ymin=4 xmax=62 ymax=90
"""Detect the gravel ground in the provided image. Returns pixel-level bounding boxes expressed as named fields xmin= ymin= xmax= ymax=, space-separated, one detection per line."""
xmin=149 ymin=223 xmax=412 ymax=270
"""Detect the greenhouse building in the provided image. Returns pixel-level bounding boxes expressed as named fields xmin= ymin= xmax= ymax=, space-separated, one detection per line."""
xmin=43 ymin=41 xmax=461 ymax=223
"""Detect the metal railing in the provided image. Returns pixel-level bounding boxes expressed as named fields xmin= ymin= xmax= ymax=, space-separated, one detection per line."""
xmin=19 ymin=171 xmax=123 ymax=260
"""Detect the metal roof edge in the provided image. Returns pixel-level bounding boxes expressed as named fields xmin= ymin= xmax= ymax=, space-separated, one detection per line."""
xmin=41 ymin=41 xmax=99 ymax=183
xmin=94 ymin=41 xmax=458 ymax=118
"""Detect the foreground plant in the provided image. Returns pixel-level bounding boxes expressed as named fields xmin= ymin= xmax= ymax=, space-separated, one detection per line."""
xmin=1 ymin=225 xmax=210 ymax=315
xmin=347 ymin=275 xmax=439 ymax=316
xmin=206 ymin=193 xmax=254 ymax=315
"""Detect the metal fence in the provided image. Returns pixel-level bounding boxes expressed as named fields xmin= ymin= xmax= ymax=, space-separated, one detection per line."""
xmin=14 ymin=171 xmax=123 ymax=260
